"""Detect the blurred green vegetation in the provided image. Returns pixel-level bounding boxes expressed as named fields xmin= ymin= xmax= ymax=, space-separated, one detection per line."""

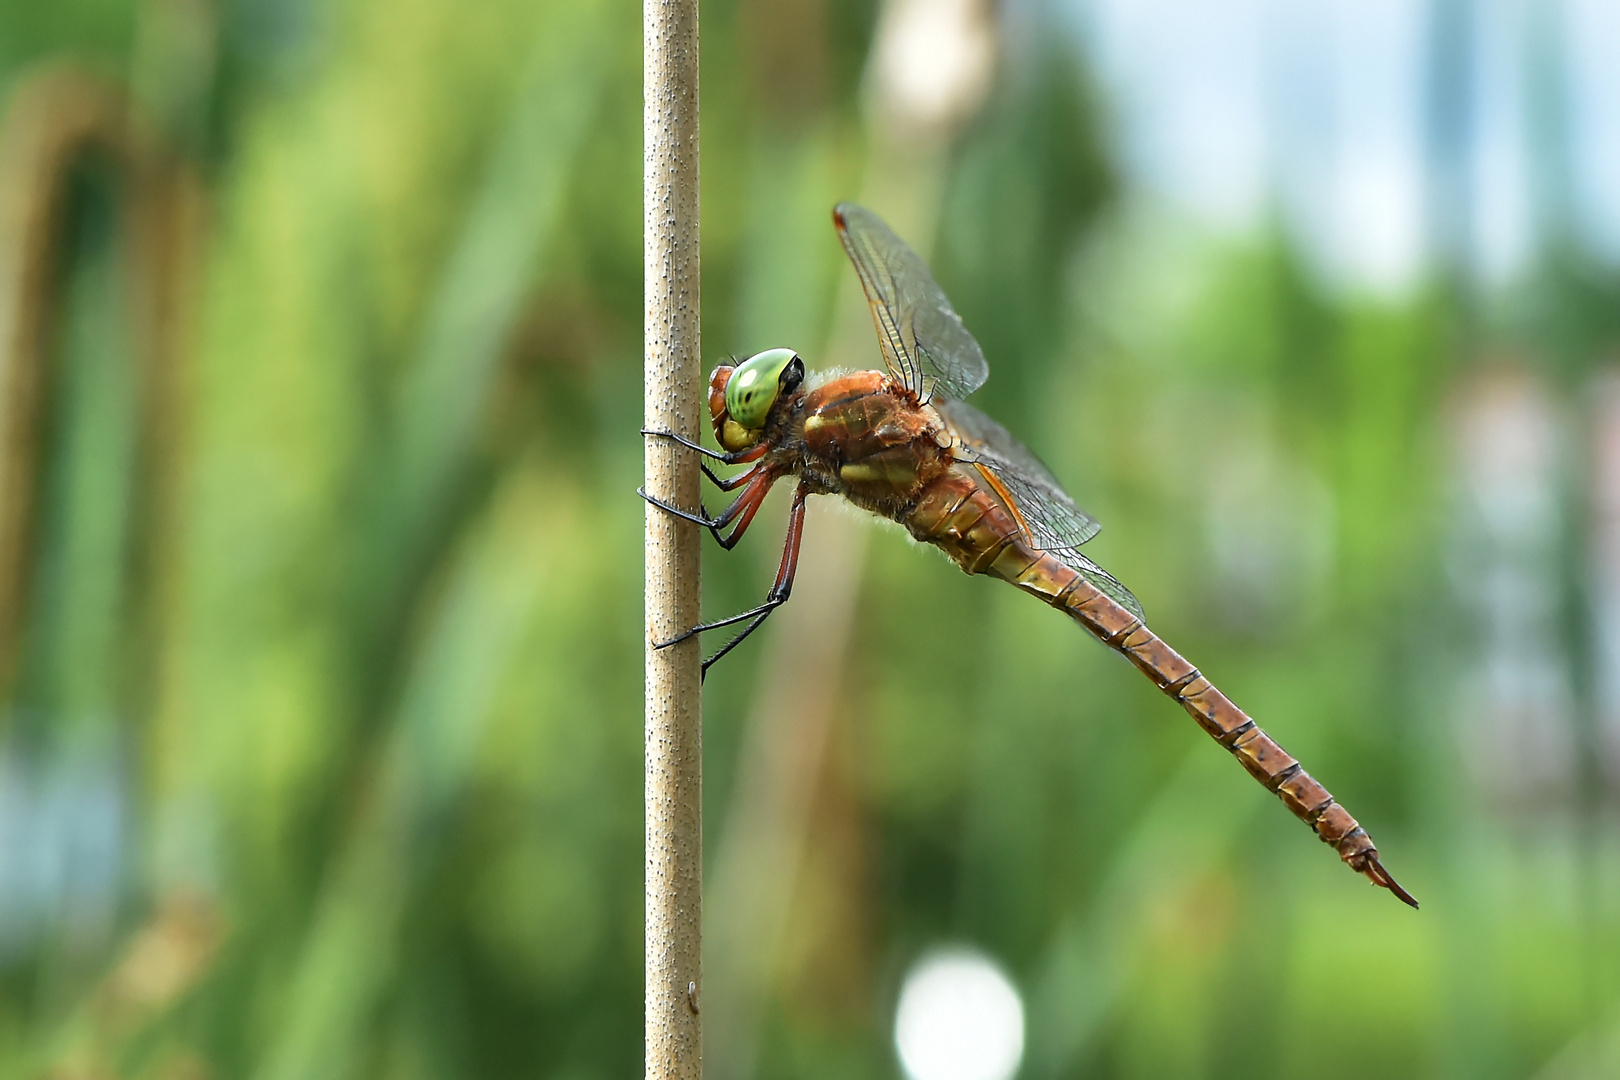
xmin=2 ymin=1 xmax=1620 ymax=1079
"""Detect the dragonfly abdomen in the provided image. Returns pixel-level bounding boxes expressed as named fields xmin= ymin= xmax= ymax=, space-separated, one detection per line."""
xmin=918 ymin=479 xmax=1417 ymax=903
xmin=904 ymin=468 xmax=1022 ymax=573
xmin=899 ymin=463 xmax=1415 ymax=904
xmin=1056 ymin=572 xmax=1415 ymax=903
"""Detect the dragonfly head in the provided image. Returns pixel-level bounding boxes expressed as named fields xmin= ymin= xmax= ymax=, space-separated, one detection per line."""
xmin=709 ymin=348 xmax=804 ymax=451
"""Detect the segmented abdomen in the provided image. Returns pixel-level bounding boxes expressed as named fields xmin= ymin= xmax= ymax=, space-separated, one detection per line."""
xmin=1055 ymin=578 xmax=1384 ymax=877
xmin=903 ymin=470 xmax=1402 ymax=896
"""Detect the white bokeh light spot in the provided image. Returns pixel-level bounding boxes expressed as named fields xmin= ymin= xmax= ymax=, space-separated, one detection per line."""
xmin=893 ymin=947 xmax=1025 ymax=1080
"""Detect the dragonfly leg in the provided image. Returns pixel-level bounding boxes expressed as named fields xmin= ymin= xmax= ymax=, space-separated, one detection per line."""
xmin=644 ymin=429 xmax=771 ymax=498
xmin=639 ymin=465 xmax=777 ymax=547
xmin=654 ymin=483 xmax=808 ymax=679
xmin=641 ymin=427 xmax=728 ymax=461
xmin=703 ymin=462 xmax=758 ymax=491
xmin=641 ymin=428 xmax=770 ymax=466
xmin=638 ymin=487 xmax=724 ymax=532
xmin=711 ymin=471 xmax=775 ymax=550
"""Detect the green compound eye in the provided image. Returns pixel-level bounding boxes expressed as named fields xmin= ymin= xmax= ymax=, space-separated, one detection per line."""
xmin=725 ymin=348 xmax=801 ymax=428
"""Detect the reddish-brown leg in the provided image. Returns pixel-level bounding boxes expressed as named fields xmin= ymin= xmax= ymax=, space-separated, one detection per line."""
xmin=641 ymin=427 xmax=770 ymax=466
xmin=637 ymin=465 xmax=777 ymax=549
xmin=660 ymin=481 xmax=809 ymax=677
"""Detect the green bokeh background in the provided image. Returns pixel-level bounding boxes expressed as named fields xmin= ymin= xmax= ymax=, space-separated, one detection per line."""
xmin=2 ymin=1 xmax=1618 ymax=1078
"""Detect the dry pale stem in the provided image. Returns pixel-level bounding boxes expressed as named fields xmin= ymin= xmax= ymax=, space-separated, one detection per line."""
xmin=644 ymin=0 xmax=703 ymax=1076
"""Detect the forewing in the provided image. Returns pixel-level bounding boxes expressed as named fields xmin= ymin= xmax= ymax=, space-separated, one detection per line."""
xmin=935 ymin=398 xmax=1145 ymax=622
xmin=834 ymin=203 xmax=989 ymax=402
xmin=936 ymin=398 xmax=1102 ymax=548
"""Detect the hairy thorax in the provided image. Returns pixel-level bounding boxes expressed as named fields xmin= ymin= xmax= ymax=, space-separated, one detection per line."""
xmin=771 ymin=371 xmax=954 ymax=521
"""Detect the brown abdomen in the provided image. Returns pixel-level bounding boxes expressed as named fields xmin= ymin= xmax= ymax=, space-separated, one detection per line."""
xmin=902 ymin=466 xmax=1414 ymax=904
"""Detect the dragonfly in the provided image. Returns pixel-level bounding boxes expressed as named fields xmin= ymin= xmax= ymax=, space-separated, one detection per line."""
xmin=642 ymin=202 xmax=1418 ymax=908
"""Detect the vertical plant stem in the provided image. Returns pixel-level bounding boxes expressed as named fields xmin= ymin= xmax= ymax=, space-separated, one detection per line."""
xmin=645 ymin=0 xmax=702 ymax=1076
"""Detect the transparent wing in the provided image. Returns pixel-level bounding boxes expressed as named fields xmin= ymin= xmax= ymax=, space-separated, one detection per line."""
xmin=936 ymin=398 xmax=1102 ymax=548
xmin=1054 ymin=547 xmax=1146 ymax=623
xmin=833 ymin=203 xmax=989 ymax=403
xmin=935 ymin=398 xmax=1145 ymax=622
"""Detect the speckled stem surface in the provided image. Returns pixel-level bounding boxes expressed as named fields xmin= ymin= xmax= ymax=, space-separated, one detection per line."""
xmin=645 ymin=0 xmax=703 ymax=1075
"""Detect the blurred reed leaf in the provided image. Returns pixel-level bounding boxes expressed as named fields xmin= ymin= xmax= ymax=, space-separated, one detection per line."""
xmin=246 ymin=6 xmax=614 ymax=1077
xmin=1024 ymin=743 xmax=1263 ymax=1078
xmin=257 ymin=459 xmax=565 ymax=1080
xmin=383 ymin=0 xmax=613 ymax=561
